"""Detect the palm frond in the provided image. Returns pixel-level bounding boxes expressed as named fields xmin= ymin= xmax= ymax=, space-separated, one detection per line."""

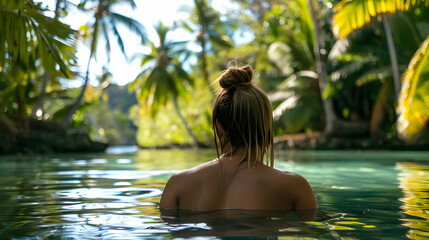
xmin=208 ymin=34 xmax=233 ymax=48
xmin=328 ymin=38 xmax=350 ymax=60
xmin=396 ymin=35 xmax=429 ymax=139
xmin=273 ymin=95 xmax=300 ymax=121
xmin=268 ymin=42 xmax=294 ymax=76
xmin=110 ymin=12 xmax=147 ymax=42
xmin=333 ymin=0 xmax=428 ymax=38
xmin=0 ymin=1 xmax=75 ymax=77
xmin=330 ymin=55 xmax=376 ymax=82
xmin=277 ymin=71 xmax=318 ymax=90
xmin=110 ymin=22 xmax=126 ymax=58
xmin=267 ymin=91 xmax=295 ymax=102
xmin=355 ymin=66 xmax=392 ymax=86
xmin=101 ymin=20 xmax=111 ymax=59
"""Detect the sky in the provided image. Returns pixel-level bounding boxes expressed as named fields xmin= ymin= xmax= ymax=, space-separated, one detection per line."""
xmin=43 ymin=0 xmax=239 ymax=87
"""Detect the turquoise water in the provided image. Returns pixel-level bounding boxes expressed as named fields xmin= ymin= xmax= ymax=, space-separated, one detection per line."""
xmin=0 ymin=147 xmax=428 ymax=239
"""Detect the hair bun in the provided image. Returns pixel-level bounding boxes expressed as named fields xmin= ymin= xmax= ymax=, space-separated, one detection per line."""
xmin=218 ymin=65 xmax=253 ymax=89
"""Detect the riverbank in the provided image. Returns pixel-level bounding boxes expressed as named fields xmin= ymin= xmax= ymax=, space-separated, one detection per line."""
xmin=0 ymin=118 xmax=107 ymax=154
xmin=273 ymin=132 xmax=429 ymax=151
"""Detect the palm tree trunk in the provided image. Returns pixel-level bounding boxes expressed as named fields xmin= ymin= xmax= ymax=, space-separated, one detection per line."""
xmin=61 ymin=17 xmax=99 ymax=127
xmin=172 ymin=96 xmax=200 ymax=147
xmin=31 ymin=69 xmax=49 ymax=118
xmin=86 ymin=111 xmax=103 ymax=142
xmin=382 ymin=14 xmax=401 ymax=98
xmin=17 ymin=81 xmax=26 ymax=120
xmin=200 ymin=35 xmax=215 ymax=96
xmin=54 ymin=0 xmax=62 ymax=19
xmin=307 ymin=0 xmax=337 ymax=136
xmin=60 ymin=53 xmax=91 ymax=127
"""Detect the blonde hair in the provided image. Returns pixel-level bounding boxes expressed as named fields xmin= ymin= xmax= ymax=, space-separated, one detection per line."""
xmin=212 ymin=65 xmax=274 ymax=167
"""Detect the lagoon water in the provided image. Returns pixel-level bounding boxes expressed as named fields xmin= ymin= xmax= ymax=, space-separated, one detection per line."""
xmin=0 ymin=147 xmax=428 ymax=239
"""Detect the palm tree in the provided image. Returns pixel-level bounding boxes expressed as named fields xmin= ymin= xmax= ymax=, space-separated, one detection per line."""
xmin=182 ymin=0 xmax=233 ymax=95
xmin=130 ymin=23 xmax=201 ymax=147
xmin=265 ymin=1 xmax=323 ymax=133
xmin=267 ymin=0 xmax=342 ymax=136
xmin=332 ymin=0 xmax=429 ymax=138
xmin=0 ymin=0 xmax=74 ymax=76
xmin=307 ymin=0 xmax=339 ymax=135
xmin=61 ymin=0 xmax=146 ymax=126
xmin=32 ymin=0 xmax=77 ymax=119
xmin=267 ymin=0 xmax=375 ymax=136
xmin=332 ymin=0 xmax=427 ymax=97
xmin=0 ymin=0 xmax=76 ymax=120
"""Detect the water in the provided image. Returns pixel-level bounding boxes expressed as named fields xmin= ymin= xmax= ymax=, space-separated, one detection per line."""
xmin=0 ymin=147 xmax=428 ymax=239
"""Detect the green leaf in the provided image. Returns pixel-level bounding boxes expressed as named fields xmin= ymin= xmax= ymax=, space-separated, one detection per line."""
xmin=52 ymin=102 xmax=95 ymax=121
xmin=333 ymin=0 xmax=428 ymax=38
xmin=322 ymin=82 xmax=336 ymax=99
xmin=396 ymin=35 xmax=429 ymax=139
xmin=268 ymin=41 xmax=294 ymax=76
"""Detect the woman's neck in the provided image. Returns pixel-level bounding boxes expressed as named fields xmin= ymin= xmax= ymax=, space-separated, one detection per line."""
xmin=220 ymin=145 xmax=262 ymax=167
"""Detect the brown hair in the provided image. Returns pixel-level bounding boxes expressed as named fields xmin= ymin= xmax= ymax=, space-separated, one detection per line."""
xmin=212 ymin=65 xmax=274 ymax=167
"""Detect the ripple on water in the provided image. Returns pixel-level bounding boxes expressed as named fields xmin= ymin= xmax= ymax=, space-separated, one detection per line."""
xmin=1 ymin=150 xmax=428 ymax=239
xmin=55 ymin=187 xmax=162 ymax=201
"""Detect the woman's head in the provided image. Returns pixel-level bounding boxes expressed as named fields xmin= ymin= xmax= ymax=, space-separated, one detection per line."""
xmin=212 ymin=65 xmax=274 ymax=167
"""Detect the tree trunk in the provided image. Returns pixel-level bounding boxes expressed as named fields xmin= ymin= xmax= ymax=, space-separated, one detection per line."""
xmin=54 ymin=0 xmax=62 ymax=19
xmin=200 ymin=33 xmax=215 ymax=96
xmin=17 ymin=81 xmax=26 ymax=120
xmin=60 ymin=54 xmax=91 ymax=127
xmin=86 ymin=111 xmax=103 ymax=142
xmin=307 ymin=0 xmax=337 ymax=136
xmin=172 ymin=96 xmax=200 ymax=148
xmin=31 ymin=69 xmax=49 ymax=118
xmin=383 ymin=14 xmax=401 ymax=98
xmin=61 ymin=17 xmax=99 ymax=127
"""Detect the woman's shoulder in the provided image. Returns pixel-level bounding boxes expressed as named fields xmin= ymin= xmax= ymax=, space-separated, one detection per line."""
xmin=256 ymin=166 xmax=311 ymax=189
xmin=169 ymin=159 xmax=219 ymax=181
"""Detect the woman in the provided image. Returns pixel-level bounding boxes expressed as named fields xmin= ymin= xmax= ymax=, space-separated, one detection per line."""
xmin=160 ymin=65 xmax=317 ymax=211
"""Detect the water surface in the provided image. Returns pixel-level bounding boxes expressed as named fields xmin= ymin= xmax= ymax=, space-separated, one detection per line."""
xmin=0 ymin=148 xmax=428 ymax=239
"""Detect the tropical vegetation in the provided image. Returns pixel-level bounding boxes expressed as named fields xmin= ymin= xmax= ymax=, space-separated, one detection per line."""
xmin=1 ymin=0 xmax=428 ymax=153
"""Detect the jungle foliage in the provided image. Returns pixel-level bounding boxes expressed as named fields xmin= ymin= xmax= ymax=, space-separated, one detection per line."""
xmin=1 ymin=0 xmax=428 ymax=149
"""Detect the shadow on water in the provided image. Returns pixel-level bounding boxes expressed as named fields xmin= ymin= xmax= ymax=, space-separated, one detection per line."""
xmin=159 ymin=208 xmax=339 ymax=239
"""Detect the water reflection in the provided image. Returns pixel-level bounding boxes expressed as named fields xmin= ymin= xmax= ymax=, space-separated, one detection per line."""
xmin=397 ymin=162 xmax=429 ymax=239
xmin=0 ymin=150 xmax=428 ymax=239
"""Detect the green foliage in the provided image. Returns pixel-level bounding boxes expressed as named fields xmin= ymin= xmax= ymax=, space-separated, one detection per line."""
xmin=0 ymin=0 xmax=76 ymax=76
xmin=135 ymin=82 xmax=213 ymax=147
xmin=130 ymin=22 xmax=202 ymax=146
xmin=131 ymin=23 xmax=193 ymax=117
xmin=2 ymin=0 xmax=429 ymax=148
xmin=77 ymin=0 xmax=147 ymax=59
xmin=397 ymin=36 xmax=429 ymax=139
xmin=333 ymin=0 xmax=428 ymax=38
xmin=189 ymin=0 xmax=235 ymax=50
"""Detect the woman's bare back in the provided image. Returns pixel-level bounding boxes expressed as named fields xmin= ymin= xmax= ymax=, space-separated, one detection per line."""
xmin=159 ymin=157 xmax=317 ymax=210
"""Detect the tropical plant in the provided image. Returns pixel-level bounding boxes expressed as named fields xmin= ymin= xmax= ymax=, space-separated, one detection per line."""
xmin=333 ymin=0 xmax=429 ymax=97
xmin=0 ymin=0 xmax=76 ymax=120
xmin=181 ymin=0 xmax=234 ymax=94
xmin=130 ymin=23 xmax=201 ymax=147
xmin=396 ymin=35 xmax=429 ymax=139
xmin=31 ymin=0 xmax=77 ymax=118
xmin=265 ymin=0 xmax=339 ymax=135
xmin=267 ymin=0 xmax=383 ymax=136
xmin=333 ymin=0 xmax=429 ymax=138
xmin=307 ymin=0 xmax=340 ymax=135
xmin=61 ymin=0 xmax=147 ymax=126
